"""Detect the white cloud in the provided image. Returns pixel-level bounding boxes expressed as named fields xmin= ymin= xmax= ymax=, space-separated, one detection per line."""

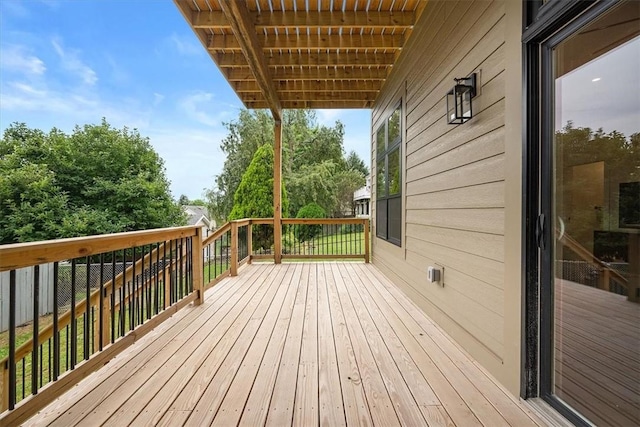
xmin=0 ymin=44 xmax=46 ymax=75
xmin=178 ymin=91 xmax=237 ymax=127
xmin=51 ymin=37 xmax=97 ymax=86
xmin=317 ymin=109 xmax=349 ymax=125
xmin=169 ymin=33 xmax=201 ymax=56
xmin=153 ymin=93 xmax=165 ymax=106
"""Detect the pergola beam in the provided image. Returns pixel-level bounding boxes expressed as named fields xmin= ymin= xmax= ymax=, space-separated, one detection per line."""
xmin=193 ymin=10 xmax=415 ymax=29
xmin=218 ymin=0 xmax=281 ymax=121
xmin=208 ymin=33 xmax=404 ymax=51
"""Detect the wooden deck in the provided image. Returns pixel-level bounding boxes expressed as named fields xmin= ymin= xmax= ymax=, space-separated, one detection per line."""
xmin=555 ymin=279 xmax=640 ymax=426
xmin=25 ymin=263 xmax=542 ymax=426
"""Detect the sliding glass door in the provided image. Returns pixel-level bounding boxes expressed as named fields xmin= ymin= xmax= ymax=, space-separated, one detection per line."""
xmin=528 ymin=1 xmax=639 ymax=425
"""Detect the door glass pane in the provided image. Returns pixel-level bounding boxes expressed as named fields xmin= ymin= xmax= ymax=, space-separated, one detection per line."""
xmin=552 ymin=2 xmax=640 ymax=425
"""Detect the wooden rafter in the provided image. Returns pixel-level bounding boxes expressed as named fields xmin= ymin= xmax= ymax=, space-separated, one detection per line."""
xmin=216 ymin=52 xmax=396 ymax=68
xmin=226 ymin=67 xmax=389 ymax=82
xmin=217 ymin=0 xmax=281 ymax=120
xmin=232 ymin=80 xmax=383 ymax=93
xmin=174 ymin=0 xmax=428 ymax=110
xmin=246 ymin=100 xmax=374 ymax=109
xmin=242 ymin=91 xmax=379 ymax=102
xmin=208 ymin=34 xmax=404 ymax=51
xmin=193 ymin=10 xmax=415 ymax=29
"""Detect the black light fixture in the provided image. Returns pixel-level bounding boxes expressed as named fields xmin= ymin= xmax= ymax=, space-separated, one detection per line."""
xmin=446 ymin=73 xmax=477 ymax=124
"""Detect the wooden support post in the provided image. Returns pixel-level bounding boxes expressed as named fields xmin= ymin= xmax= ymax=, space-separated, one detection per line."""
xmin=364 ymin=219 xmax=370 ymax=263
xmin=247 ymin=223 xmax=253 ymax=264
xmin=1 ymin=361 xmax=8 ymax=412
xmin=230 ymin=222 xmax=239 ymax=276
xmin=274 ymin=121 xmax=283 ymax=264
xmin=192 ymin=227 xmax=204 ymax=305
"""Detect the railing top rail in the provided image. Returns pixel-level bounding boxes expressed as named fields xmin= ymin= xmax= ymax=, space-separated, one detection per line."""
xmin=282 ymin=218 xmax=368 ymax=225
xmin=202 ymin=223 xmax=231 ymax=247
xmin=250 ymin=218 xmax=275 ymax=225
xmin=0 ymin=226 xmax=199 ymax=272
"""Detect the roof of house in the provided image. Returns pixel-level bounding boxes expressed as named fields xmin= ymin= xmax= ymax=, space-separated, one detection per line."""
xmin=173 ymin=0 xmax=427 ymax=118
xmin=183 ymin=205 xmax=212 ymax=227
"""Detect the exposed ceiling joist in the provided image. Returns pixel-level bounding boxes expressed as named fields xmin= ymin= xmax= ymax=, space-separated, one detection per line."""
xmin=192 ymin=10 xmax=415 ymax=29
xmin=218 ymin=0 xmax=281 ymax=120
xmin=174 ymin=0 xmax=428 ymax=111
xmin=208 ymin=33 xmax=404 ymax=51
xmin=242 ymin=91 xmax=379 ymax=102
xmin=226 ymin=67 xmax=389 ymax=82
xmin=246 ymin=100 xmax=374 ymax=109
xmin=232 ymin=80 xmax=383 ymax=93
xmin=216 ymin=52 xmax=396 ymax=68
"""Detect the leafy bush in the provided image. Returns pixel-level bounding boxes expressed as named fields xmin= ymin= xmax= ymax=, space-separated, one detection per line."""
xmin=294 ymin=203 xmax=326 ymax=242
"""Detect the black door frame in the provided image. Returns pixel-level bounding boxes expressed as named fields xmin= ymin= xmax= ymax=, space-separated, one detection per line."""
xmin=521 ymin=0 xmax=619 ymax=425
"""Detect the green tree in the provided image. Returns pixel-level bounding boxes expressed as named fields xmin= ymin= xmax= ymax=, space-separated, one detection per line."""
xmin=287 ymin=160 xmax=339 ymax=216
xmin=205 ymin=110 xmax=274 ymax=222
xmin=0 ymin=120 xmax=185 ymax=243
xmin=294 ymin=203 xmax=326 ymax=242
xmin=205 ymin=109 xmax=348 ymax=222
xmin=345 ymin=150 xmax=369 ymax=176
xmin=229 ymin=144 xmax=289 ymax=250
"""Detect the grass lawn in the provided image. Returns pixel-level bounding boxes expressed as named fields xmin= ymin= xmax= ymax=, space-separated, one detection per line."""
xmin=287 ymin=230 xmax=365 ymax=256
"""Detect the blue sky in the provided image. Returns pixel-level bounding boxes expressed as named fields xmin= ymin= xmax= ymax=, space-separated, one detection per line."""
xmin=0 ymin=0 xmax=372 ymax=200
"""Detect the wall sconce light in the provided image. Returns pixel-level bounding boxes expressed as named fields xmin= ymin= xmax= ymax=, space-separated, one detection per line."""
xmin=446 ymin=73 xmax=477 ymax=124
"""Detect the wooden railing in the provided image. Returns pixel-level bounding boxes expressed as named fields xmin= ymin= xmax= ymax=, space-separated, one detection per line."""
xmin=0 ymin=226 xmax=204 ymax=426
xmin=558 ymin=231 xmax=632 ymax=298
xmin=0 ymin=217 xmax=369 ymax=424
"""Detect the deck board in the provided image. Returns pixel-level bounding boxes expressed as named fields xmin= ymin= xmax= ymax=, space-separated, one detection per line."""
xmin=25 ymin=262 xmax=543 ymax=427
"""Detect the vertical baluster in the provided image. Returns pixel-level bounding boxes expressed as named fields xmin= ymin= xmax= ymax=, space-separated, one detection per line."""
xmin=179 ymin=238 xmax=184 ymax=298
xmin=84 ymin=257 xmax=90 ymax=361
xmin=65 ymin=324 xmax=69 ymax=372
xmin=98 ymin=253 xmax=104 ymax=351
xmin=131 ymin=247 xmax=136 ymax=329
xmin=155 ymin=243 xmax=160 ymax=316
xmin=70 ymin=259 xmax=77 ymax=369
xmin=21 ymin=359 xmax=25 ymax=400
xmin=169 ymin=240 xmax=174 ymax=305
xmin=8 ymin=270 xmax=17 ymax=409
xmin=53 ymin=262 xmax=59 ymax=381
xmin=111 ymin=253 xmax=116 ymax=343
xmin=32 ymin=265 xmax=40 ymax=395
xmin=163 ymin=242 xmax=168 ymax=310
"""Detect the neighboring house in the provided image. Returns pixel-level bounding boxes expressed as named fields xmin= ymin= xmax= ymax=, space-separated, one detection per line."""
xmin=183 ymin=205 xmax=215 ymax=236
xmin=353 ymin=175 xmax=371 ymax=218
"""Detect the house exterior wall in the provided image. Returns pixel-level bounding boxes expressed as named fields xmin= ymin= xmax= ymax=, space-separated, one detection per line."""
xmin=371 ymin=0 xmax=523 ymax=395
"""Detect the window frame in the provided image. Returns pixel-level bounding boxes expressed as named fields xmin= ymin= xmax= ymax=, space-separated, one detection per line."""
xmin=376 ymin=101 xmax=403 ymax=246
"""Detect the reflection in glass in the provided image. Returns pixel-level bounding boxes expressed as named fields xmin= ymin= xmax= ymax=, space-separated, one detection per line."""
xmin=377 ymin=159 xmax=386 ymax=198
xmin=388 ymin=148 xmax=400 ymax=195
xmin=551 ymin=2 xmax=639 ymax=425
xmin=376 ymin=125 xmax=386 ymax=154
xmin=388 ymin=106 xmax=401 ymax=144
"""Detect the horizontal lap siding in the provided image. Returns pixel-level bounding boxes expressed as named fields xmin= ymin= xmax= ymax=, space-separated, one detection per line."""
xmin=372 ymin=0 xmax=508 ymax=374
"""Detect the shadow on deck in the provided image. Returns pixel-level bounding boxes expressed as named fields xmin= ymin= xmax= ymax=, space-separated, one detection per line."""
xmin=25 ymin=262 xmax=542 ymax=426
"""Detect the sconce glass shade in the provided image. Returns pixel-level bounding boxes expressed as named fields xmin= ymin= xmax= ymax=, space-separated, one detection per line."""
xmin=446 ymin=73 xmax=476 ymax=124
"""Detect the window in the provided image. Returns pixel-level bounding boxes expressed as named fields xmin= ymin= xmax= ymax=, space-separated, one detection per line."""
xmin=376 ymin=103 xmax=402 ymax=246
